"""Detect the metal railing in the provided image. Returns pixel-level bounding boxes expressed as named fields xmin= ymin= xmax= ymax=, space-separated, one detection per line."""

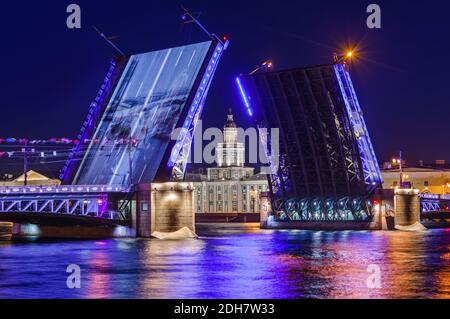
xmin=0 ymin=194 xmax=128 ymax=221
xmin=0 ymin=185 xmax=129 ymax=195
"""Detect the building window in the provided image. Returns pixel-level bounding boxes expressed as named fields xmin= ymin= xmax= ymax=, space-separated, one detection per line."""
xmin=232 ymin=201 xmax=238 ymax=212
xmin=424 ymin=181 xmax=429 ymax=187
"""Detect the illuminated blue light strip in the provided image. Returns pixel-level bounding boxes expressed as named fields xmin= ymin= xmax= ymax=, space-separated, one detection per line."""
xmin=60 ymin=58 xmax=119 ymax=183
xmin=168 ymin=42 xmax=227 ymax=174
xmin=236 ymin=77 xmax=253 ymax=116
xmin=333 ymin=64 xmax=383 ymax=187
xmin=0 ymin=184 xmax=128 ymax=194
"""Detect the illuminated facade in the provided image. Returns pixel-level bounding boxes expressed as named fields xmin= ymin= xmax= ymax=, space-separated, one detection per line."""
xmin=188 ymin=111 xmax=269 ymax=213
xmin=382 ymin=166 xmax=450 ymax=195
xmin=215 ymin=109 xmax=245 ymax=167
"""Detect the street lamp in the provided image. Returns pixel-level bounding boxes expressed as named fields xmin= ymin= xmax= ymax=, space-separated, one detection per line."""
xmin=333 ymin=50 xmax=356 ymax=64
xmin=392 ymin=151 xmax=404 ymax=188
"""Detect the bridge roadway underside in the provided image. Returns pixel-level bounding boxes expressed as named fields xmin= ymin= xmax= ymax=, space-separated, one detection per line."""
xmin=0 ymin=212 xmax=129 ymax=227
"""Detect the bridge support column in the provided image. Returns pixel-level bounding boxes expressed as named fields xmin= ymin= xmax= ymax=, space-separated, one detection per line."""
xmin=259 ymin=192 xmax=272 ymax=229
xmin=151 ymin=182 xmax=195 ymax=234
xmin=135 ymin=182 xmax=195 ymax=237
xmin=394 ymin=189 xmax=426 ymax=231
xmin=369 ymin=189 xmax=394 ymax=230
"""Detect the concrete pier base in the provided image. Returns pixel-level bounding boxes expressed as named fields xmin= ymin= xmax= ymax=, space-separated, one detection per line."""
xmin=151 ymin=182 xmax=195 ymax=234
xmin=135 ymin=182 xmax=195 ymax=238
xmin=259 ymin=192 xmax=271 ymax=229
xmin=394 ymin=189 xmax=426 ymax=231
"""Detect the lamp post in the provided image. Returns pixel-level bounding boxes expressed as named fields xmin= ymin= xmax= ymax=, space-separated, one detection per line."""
xmin=399 ymin=151 xmax=403 ymax=187
xmin=392 ymin=150 xmax=404 ymax=188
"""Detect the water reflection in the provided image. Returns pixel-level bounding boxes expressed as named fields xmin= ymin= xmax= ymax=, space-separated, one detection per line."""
xmin=85 ymin=243 xmax=112 ymax=299
xmin=137 ymin=238 xmax=206 ymax=298
xmin=0 ymin=224 xmax=449 ymax=299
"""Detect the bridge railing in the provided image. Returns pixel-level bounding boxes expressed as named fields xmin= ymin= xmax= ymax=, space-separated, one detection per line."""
xmin=0 ymin=194 xmax=129 ymax=221
xmin=419 ymin=193 xmax=450 ymax=213
xmin=0 ymin=185 xmax=129 ymax=195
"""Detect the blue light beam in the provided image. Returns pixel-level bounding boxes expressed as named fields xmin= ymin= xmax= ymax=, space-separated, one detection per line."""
xmin=236 ymin=77 xmax=253 ymax=116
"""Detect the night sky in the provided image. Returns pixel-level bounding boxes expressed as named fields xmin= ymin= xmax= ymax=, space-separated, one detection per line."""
xmin=1 ymin=0 xmax=449 ymax=170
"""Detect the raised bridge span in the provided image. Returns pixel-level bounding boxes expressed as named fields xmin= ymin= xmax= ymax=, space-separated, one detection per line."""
xmin=1 ymin=30 xmax=228 ymax=238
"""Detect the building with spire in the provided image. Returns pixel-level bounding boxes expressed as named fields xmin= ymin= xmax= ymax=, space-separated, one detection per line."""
xmin=187 ymin=109 xmax=268 ymax=214
xmin=208 ymin=109 xmax=253 ymax=180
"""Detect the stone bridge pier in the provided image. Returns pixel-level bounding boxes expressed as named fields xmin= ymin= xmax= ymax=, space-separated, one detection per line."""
xmin=394 ymin=188 xmax=426 ymax=231
xmin=135 ymin=182 xmax=196 ymax=238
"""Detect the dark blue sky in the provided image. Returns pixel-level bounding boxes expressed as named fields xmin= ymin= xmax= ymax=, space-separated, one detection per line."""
xmin=0 ymin=0 xmax=449 ymax=164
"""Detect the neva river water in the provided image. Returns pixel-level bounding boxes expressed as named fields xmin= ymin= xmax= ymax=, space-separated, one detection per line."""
xmin=0 ymin=223 xmax=449 ymax=299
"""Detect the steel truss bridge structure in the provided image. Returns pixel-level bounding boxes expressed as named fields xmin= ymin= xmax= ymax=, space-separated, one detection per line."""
xmin=237 ymin=63 xmax=383 ymax=222
xmin=419 ymin=193 xmax=450 ymax=219
xmin=0 ymin=185 xmax=131 ymax=226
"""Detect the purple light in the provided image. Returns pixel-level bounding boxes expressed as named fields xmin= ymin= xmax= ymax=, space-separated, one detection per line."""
xmin=333 ymin=64 xmax=383 ymax=187
xmin=0 ymin=185 xmax=128 ymax=195
xmin=60 ymin=58 xmax=121 ymax=183
xmin=236 ymin=77 xmax=253 ymax=116
xmin=168 ymin=41 xmax=227 ymax=172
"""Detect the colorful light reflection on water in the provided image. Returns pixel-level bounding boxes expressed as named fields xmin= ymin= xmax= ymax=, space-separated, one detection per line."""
xmin=0 ymin=223 xmax=449 ymax=299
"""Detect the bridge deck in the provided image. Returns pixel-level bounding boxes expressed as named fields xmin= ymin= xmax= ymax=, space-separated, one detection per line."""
xmin=0 ymin=212 xmax=129 ymax=227
xmin=0 ymin=185 xmax=131 ymax=225
xmin=0 ymin=185 xmax=129 ymax=195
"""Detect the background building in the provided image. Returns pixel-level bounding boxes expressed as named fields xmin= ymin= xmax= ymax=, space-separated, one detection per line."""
xmin=186 ymin=110 xmax=268 ymax=213
xmin=382 ymin=160 xmax=450 ymax=194
xmin=0 ymin=170 xmax=61 ymax=186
